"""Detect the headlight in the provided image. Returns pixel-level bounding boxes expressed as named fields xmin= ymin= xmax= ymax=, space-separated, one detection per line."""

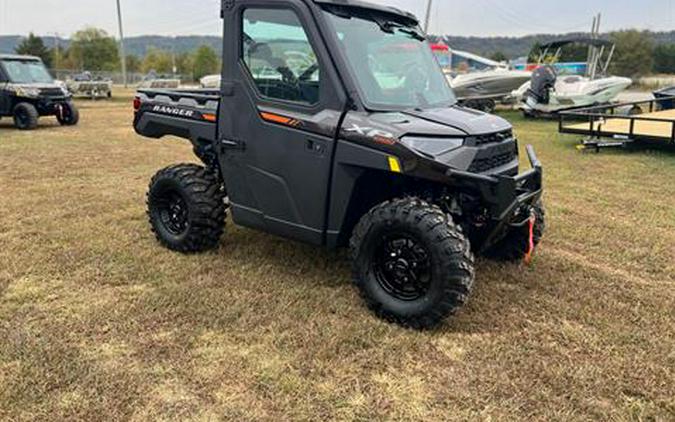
xmin=399 ymin=136 xmax=464 ymax=157
xmin=14 ymin=86 xmax=40 ymax=98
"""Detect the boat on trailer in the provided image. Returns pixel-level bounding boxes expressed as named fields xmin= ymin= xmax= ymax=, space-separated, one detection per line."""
xmin=512 ymin=38 xmax=632 ymax=117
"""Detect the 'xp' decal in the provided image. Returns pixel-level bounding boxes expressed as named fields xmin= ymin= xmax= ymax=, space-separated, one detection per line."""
xmin=344 ymin=124 xmax=394 ymax=139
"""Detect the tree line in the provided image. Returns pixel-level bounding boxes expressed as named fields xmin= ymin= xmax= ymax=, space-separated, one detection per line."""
xmin=15 ymin=29 xmax=220 ymax=81
xmin=445 ymin=29 xmax=675 ymax=78
xmin=14 ymin=27 xmax=675 ymax=80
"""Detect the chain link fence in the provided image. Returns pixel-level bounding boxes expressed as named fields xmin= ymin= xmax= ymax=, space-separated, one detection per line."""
xmin=51 ymin=69 xmax=192 ymax=85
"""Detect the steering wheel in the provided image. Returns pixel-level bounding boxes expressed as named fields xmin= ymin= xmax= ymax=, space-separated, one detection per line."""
xmin=299 ymin=63 xmax=319 ymax=81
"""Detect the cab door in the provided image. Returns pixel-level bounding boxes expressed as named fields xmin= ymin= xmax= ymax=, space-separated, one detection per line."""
xmin=218 ymin=0 xmax=346 ymax=245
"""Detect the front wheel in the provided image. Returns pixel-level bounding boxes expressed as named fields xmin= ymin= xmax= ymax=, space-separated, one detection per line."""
xmin=350 ymin=198 xmax=475 ymax=329
xmin=13 ymin=102 xmax=39 ymax=130
xmin=56 ymin=101 xmax=79 ymax=126
xmin=147 ymin=164 xmax=227 ymax=253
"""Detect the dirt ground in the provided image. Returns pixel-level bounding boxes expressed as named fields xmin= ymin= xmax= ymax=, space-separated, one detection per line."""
xmin=0 ymin=92 xmax=673 ymax=421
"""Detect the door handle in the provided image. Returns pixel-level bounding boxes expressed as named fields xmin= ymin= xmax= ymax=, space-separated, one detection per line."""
xmin=220 ymin=138 xmax=246 ymax=150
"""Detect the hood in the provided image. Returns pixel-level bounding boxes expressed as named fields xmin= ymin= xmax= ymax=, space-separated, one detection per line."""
xmin=400 ymin=106 xmax=512 ymax=136
xmin=9 ymin=82 xmax=63 ymax=89
xmin=340 ymin=106 xmax=512 ymax=145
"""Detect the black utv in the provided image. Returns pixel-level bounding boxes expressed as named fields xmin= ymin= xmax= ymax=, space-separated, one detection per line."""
xmin=133 ymin=0 xmax=545 ymax=329
xmin=0 ymin=54 xmax=79 ymax=130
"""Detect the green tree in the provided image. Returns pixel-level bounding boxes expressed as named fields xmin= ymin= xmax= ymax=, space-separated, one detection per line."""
xmin=653 ymin=44 xmax=675 ymax=74
xmin=68 ymin=28 xmax=120 ymax=71
xmin=15 ymin=33 xmax=53 ymax=67
xmin=125 ymin=55 xmax=141 ymax=73
xmin=490 ymin=51 xmax=508 ymax=63
xmin=175 ymin=52 xmax=195 ymax=80
xmin=192 ymin=45 xmax=219 ymax=80
xmin=141 ymin=48 xmax=173 ymax=74
xmin=609 ymin=30 xmax=654 ymax=78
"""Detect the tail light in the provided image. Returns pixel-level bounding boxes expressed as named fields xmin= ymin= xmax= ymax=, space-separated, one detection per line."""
xmin=133 ymin=96 xmax=141 ymax=111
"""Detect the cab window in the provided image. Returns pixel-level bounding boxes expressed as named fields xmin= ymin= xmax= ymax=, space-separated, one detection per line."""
xmin=242 ymin=8 xmax=320 ymax=105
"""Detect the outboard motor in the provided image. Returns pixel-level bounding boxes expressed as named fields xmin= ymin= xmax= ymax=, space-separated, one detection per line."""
xmin=526 ymin=65 xmax=557 ymax=105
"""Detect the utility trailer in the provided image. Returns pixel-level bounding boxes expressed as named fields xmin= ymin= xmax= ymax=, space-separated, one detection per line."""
xmin=558 ymin=97 xmax=675 ymax=151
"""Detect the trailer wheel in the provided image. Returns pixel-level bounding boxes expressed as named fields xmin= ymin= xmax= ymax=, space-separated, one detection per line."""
xmin=485 ymin=200 xmax=546 ymax=262
xmin=56 ymin=101 xmax=79 ymax=126
xmin=350 ymin=198 xmax=475 ymax=329
xmin=147 ymin=164 xmax=226 ymax=253
xmin=13 ymin=102 xmax=39 ymax=130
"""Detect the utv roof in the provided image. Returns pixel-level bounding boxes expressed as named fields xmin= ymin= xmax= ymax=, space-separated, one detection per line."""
xmin=540 ymin=37 xmax=614 ymax=50
xmin=0 ymin=54 xmax=42 ymax=61
xmin=314 ymin=0 xmax=419 ymax=25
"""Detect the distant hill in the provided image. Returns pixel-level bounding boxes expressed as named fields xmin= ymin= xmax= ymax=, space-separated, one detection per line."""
xmin=0 ymin=35 xmax=222 ymax=58
xmin=2 ymin=31 xmax=674 ymax=62
xmin=433 ymin=30 xmax=675 ymax=59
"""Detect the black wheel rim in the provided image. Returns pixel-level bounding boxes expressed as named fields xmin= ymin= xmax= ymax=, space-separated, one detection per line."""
xmin=373 ymin=233 xmax=432 ymax=301
xmin=156 ymin=191 xmax=189 ymax=236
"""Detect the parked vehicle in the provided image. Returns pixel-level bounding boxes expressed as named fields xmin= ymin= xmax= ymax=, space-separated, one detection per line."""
xmin=654 ymin=86 xmax=675 ymax=110
xmin=200 ymin=74 xmax=221 ymax=88
xmin=512 ymin=38 xmax=632 ymax=117
xmin=0 ymin=54 xmax=79 ymax=130
xmin=133 ymin=0 xmax=546 ymax=329
xmin=137 ymin=70 xmax=180 ymax=89
xmin=66 ymin=71 xmax=113 ymax=99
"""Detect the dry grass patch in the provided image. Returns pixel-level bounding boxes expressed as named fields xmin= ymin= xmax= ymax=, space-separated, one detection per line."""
xmin=0 ymin=95 xmax=673 ymax=421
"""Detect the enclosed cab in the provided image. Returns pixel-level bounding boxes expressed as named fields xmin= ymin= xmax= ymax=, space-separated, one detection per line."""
xmin=132 ymin=0 xmax=546 ymax=329
xmin=0 ymin=54 xmax=79 ymax=130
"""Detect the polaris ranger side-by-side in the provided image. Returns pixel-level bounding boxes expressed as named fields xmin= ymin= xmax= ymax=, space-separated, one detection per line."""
xmin=0 ymin=54 xmax=79 ymax=130
xmin=133 ymin=0 xmax=545 ymax=328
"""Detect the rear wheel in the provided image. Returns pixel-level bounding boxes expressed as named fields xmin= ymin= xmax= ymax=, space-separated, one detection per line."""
xmin=56 ymin=101 xmax=79 ymax=126
xmin=484 ymin=200 xmax=546 ymax=262
xmin=147 ymin=164 xmax=226 ymax=253
xmin=350 ymin=198 xmax=475 ymax=329
xmin=13 ymin=102 xmax=39 ymax=130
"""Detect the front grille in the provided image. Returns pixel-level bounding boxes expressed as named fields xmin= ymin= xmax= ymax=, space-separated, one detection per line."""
xmin=469 ymin=149 xmax=517 ymax=173
xmin=467 ymin=130 xmax=513 ymax=146
xmin=39 ymin=88 xmax=65 ymax=97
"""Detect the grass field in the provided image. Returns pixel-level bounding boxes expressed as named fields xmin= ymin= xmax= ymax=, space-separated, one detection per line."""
xmin=1 ymin=91 xmax=674 ymax=421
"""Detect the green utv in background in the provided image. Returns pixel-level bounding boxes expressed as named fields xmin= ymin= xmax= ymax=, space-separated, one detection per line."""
xmin=0 ymin=54 xmax=79 ymax=130
xmin=132 ymin=0 xmax=546 ymax=329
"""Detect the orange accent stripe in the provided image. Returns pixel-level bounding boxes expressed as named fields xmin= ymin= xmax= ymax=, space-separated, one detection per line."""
xmin=260 ymin=112 xmax=293 ymax=125
xmin=203 ymin=113 xmax=217 ymax=122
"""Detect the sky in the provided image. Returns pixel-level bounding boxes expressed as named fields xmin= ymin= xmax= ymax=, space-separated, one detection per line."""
xmin=0 ymin=0 xmax=673 ymax=38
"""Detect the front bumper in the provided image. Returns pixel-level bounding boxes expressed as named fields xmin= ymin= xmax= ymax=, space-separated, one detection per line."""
xmin=446 ymin=145 xmax=544 ymax=250
xmin=31 ymin=96 xmax=71 ymax=115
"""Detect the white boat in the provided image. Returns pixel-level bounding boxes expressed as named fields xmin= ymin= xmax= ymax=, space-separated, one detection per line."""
xmin=450 ymin=68 xmax=533 ymax=103
xmin=431 ymin=43 xmax=531 ymax=112
xmin=512 ymin=38 xmax=632 ymax=116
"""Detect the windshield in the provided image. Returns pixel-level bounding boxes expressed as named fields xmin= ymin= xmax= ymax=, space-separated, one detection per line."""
xmin=1 ymin=59 xmax=54 ymax=84
xmin=323 ymin=8 xmax=456 ymax=110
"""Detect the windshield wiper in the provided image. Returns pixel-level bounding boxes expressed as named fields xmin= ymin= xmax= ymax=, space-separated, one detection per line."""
xmin=398 ymin=28 xmax=426 ymax=42
xmin=373 ymin=17 xmax=426 ymax=41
